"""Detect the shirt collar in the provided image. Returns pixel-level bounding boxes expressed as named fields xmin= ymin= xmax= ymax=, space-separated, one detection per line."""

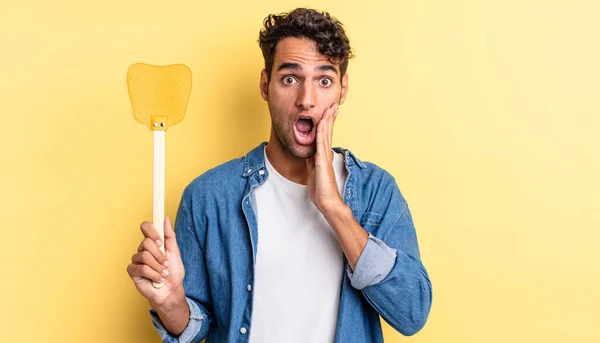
xmin=242 ymin=142 xmax=365 ymax=177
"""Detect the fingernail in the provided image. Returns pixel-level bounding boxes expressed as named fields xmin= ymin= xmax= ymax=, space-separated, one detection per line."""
xmin=162 ymin=269 xmax=169 ymax=277
xmin=160 ymin=277 xmax=165 ymax=282
xmin=163 ymin=260 xmax=170 ymax=267
xmin=156 ymin=240 xmax=162 ymax=247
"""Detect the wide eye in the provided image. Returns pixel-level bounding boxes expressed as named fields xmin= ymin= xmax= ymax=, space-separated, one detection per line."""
xmin=282 ymin=76 xmax=297 ymax=85
xmin=319 ymin=78 xmax=332 ymax=87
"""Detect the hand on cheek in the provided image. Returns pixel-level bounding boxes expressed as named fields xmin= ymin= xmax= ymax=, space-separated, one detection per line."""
xmin=308 ymin=103 xmax=341 ymax=214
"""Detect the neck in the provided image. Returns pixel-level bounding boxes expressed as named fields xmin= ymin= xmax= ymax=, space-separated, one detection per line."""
xmin=265 ymin=133 xmax=310 ymax=185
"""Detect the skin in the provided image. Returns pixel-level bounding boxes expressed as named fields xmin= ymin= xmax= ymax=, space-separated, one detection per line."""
xmin=126 ymin=37 xmax=369 ymax=337
xmin=126 ymin=218 xmax=188 ymax=335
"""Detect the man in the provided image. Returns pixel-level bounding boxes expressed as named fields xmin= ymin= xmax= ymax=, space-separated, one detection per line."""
xmin=127 ymin=8 xmax=432 ymax=343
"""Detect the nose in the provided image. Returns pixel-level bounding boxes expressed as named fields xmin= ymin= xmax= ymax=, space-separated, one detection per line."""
xmin=295 ymin=81 xmax=316 ymax=110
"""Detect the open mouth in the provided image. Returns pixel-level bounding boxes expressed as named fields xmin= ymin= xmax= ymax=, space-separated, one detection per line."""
xmin=293 ymin=116 xmax=316 ymax=145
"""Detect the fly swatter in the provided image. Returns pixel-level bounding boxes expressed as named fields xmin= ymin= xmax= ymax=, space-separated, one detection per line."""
xmin=127 ymin=63 xmax=192 ymax=288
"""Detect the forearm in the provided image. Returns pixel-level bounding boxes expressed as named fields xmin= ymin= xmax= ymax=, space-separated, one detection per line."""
xmin=151 ymin=285 xmax=190 ymax=337
xmin=322 ymin=202 xmax=369 ymax=271
xmin=349 ymin=198 xmax=431 ymax=335
xmin=360 ymin=250 xmax=432 ymax=335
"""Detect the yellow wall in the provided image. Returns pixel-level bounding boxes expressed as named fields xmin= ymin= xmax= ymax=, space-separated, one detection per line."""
xmin=1 ymin=0 xmax=598 ymax=342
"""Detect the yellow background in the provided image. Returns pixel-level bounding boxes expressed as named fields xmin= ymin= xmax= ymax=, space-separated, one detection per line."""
xmin=1 ymin=0 xmax=598 ymax=342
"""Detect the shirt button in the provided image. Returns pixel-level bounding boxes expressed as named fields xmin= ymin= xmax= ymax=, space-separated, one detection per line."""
xmin=240 ymin=327 xmax=247 ymax=334
xmin=247 ymin=169 xmax=252 ymax=173
xmin=247 ymin=284 xmax=252 ymax=291
xmin=258 ymin=169 xmax=265 ymax=175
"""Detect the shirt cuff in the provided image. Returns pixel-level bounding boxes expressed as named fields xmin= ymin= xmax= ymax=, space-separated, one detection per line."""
xmin=346 ymin=233 xmax=397 ymax=290
xmin=149 ymin=297 xmax=205 ymax=343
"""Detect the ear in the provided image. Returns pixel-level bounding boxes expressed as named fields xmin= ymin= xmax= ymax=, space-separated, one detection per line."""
xmin=339 ymin=73 xmax=349 ymax=105
xmin=260 ymin=69 xmax=269 ymax=101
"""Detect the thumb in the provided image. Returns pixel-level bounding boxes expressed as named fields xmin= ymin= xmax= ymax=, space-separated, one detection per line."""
xmin=163 ymin=217 xmax=180 ymax=254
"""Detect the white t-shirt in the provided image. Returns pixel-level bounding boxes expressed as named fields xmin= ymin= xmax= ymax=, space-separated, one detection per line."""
xmin=248 ymin=149 xmax=348 ymax=342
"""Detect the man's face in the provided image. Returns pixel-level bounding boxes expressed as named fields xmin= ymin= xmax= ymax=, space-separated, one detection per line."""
xmin=260 ymin=37 xmax=349 ymax=159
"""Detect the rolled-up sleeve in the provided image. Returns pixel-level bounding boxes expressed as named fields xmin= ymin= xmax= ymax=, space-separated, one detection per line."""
xmin=149 ymin=297 xmax=205 ymax=343
xmin=147 ymin=187 xmax=213 ymax=342
xmin=346 ymin=170 xmax=432 ymax=336
xmin=346 ymin=233 xmax=397 ymax=289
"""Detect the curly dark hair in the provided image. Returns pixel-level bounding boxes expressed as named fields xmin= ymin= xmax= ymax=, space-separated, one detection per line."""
xmin=258 ymin=8 xmax=354 ymax=81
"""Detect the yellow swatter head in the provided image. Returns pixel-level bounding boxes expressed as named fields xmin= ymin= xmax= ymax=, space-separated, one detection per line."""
xmin=127 ymin=63 xmax=192 ymax=130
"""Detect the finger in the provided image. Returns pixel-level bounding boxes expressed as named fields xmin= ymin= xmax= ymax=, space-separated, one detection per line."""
xmin=317 ymin=109 xmax=330 ymax=157
xmin=163 ymin=217 xmax=180 ymax=255
xmin=326 ymin=106 xmax=336 ymax=149
xmin=327 ymin=104 xmax=337 ymax=144
xmin=325 ymin=103 xmax=337 ymax=144
xmin=321 ymin=108 xmax=333 ymax=154
xmin=140 ymin=221 xmax=162 ymax=248
xmin=131 ymin=251 xmax=170 ymax=276
xmin=306 ymin=155 xmax=315 ymax=172
xmin=137 ymin=237 xmax=167 ymax=266
xmin=127 ymin=263 xmax=165 ymax=284
xmin=332 ymin=104 xmax=339 ymax=130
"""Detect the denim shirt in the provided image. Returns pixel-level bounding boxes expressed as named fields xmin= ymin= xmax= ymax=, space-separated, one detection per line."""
xmin=150 ymin=142 xmax=432 ymax=342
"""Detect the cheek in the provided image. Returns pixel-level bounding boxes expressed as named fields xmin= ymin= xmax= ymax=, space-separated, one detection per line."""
xmin=315 ymin=90 xmax=341 ymax=110
xmin=320 ymin=84 xmax=342 ymax=99
xmin=269 ymin=90 xmax=297 ymax=111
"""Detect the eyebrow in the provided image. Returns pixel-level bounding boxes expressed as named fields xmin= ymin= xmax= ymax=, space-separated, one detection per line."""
xmin=316 ymin=65 xmax=338 ymax=73
xmin=277 ymin=62 xmax=302 ymax=71
xmin=277 ymin=62 xmax=339 ymax=74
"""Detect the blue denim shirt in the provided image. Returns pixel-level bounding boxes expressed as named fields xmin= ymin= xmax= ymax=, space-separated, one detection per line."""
xmin=150 ymin=142 xmax=432 ymax=342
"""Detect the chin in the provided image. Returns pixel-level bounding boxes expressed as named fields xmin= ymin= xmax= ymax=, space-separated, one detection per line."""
xmin=272 ymin=126 xmax=316 ymax=159
xmin=286 ymin=142 xmax=316 ymax=159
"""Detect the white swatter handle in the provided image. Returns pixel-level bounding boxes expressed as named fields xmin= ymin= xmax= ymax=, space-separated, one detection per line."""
xmin=153 ymin=130 xmax=165 ymax=289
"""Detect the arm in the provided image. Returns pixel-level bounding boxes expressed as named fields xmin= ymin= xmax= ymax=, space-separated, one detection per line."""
xmin=307 ymin=103 xmax=368 ymax=271
xmin=149 ymin=192 xmax=214 ymax=342
xmin=320 ymin=203 xmax=367 ymax=271
xmin=346 ymin=183 xmax=432 ymax=336
xmin=127 ymin=214 xmax=200 ymax=341
xmin=325 ymin=182 xmax=431 ymax=336
xmin=150 ymin=284 xmax=190 ymax=336
xmin=308 ymin=104 xmax=432 ymax=335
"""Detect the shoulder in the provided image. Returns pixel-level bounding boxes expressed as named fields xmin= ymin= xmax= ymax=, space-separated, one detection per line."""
xmin=358 ymin=161 xmax=404 ymax=202
xmin=335 ymin=147 xmax=398 ymax=185
xmin=341 ymin=150 xmax=410 ymax=227
xmin=181 ymin=156 xmax=246 ymax=201
xmin=338 ymin=148 xmax=407 ymax=205
xmin=360 ymin=161 xmax=397 ymax=183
